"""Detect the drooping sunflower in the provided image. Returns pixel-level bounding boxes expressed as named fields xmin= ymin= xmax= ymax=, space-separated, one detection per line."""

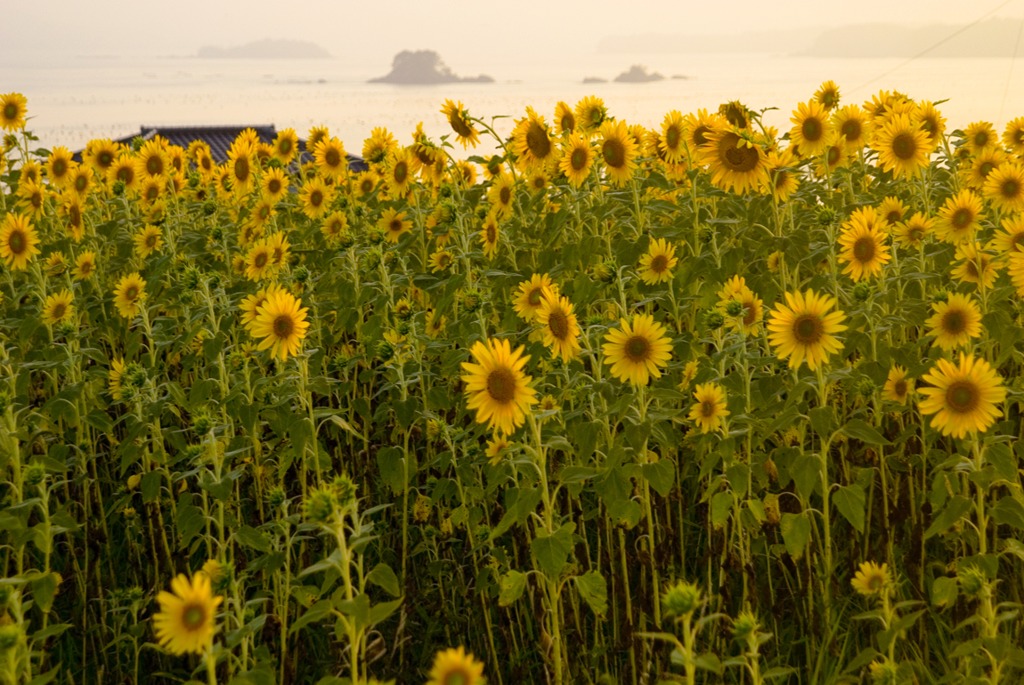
xmin=638 ymin=238 xmax=678 ymax=285
xmin=73 ymin=251 xmax=96 ymax=280
xmin=0 ymin=92 xmax=28 ymax=130
xmin=380 ymin=208 xmax=412 ymax=244
xmin=882 ymin=365 xmax=913 ymax=405
xmin=511 ymin=107 xmax=556 ymax=171
xmin=0 ymin=213 xmax=40 ymax=270
xmin=535 ymin=287 xmax=581 ymax=363
xmin=598 ymin=119 xmax=639 ymax=186
xmin=872 ymin=114 xmax=930 ymax=179
xmin=513 ymin=274 xmax=558 ymax=322
xmin=851 ymin=561 xmax=891 ymax=597
xmin=460 ymin=337 xmax=537 ymax=435
xmin=441 ymin=99 xmax=480 ymax=149
xmin=314 ymin=137 xmax=348 ymax=180
xmin=574 ymin=95 xmax=607 ymax=134
xmin=113 ymin=272 xmax=147 ymax=318
xmin=479 ymin=213 xmax=500 ymax=259
xmin=298 ymin=176 xmax=335 ymax=219
xmin=892 ymin=211 xmax=935 ymax=248
xmin=926 ymin=293 xmax=982 ymax=351
xmin=1003 ymin=116 xmax=1024 ymax=154
xmin=767 ymin=289 xmax=847 ymax=370
xmin=689 ymin=382 xmax=730 ymax=434
xmin=935 ymin=189 xmax=983 ymax=244
xmin=918 ymin=354 xmax=1006 ymax=439
xmin=831 ymin=104 xmax=871 ymax=151
xmin=41 ymin=289 xmax=74 ymax=326
xmin=699 ymin=126 xmax=768 ymax=195
xmin=602 ymin=313 xmax=673 ymax=386
xmin=982 ymin=162 xmax=1024 ymax=213
xmin=554 ymin=101 xmax=576 ymax=135
xmin=813 ymin=80 xmax=841 ymax=110
xmin=838 ymin=217 xmax=890 ymax=281
xmin=790 ymin=100 xmax=831 ymax=157
xmin=250 ymin=289 xmax=310 ymax=361
xmin=952 ymin=241 xmax=1000 ymax=289
xmin=153 ymin=573 xmax=222 ymax=656
xmin=427 ymin=646 xmax=486 ymax=685
xmin=559 ymin=132 xmax=595 ymax=188
xmin=46 ymin=146 xmax=75 ymax=188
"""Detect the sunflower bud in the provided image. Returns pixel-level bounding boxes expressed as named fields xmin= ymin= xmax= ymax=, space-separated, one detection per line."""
xmin=662 ymin=580 xmax=702 ymax=619
xmin=957 ymin=565 xmax=986 ymax=597
xmin=732 ymin=610 xmax=760 ymax=641
xmin=703 ymin=310 xmax=725 ymax=331
xmin=725 ymin=299 xmax=744 ymax=317
xmin=853 ymin=282 xmax=872 ymax=302
xmin=0 ymin=624 xmax=22 ymax=653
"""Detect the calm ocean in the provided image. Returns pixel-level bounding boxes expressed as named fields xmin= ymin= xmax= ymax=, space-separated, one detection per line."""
xmin=7 ymin=52 xmax=1024 ymax=153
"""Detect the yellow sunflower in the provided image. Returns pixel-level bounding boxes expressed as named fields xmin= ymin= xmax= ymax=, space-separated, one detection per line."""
xmin=109 ymin=153 xmax=139 ymax=191
xmin=113 ymin=272 xmax=147 ymax=319
xmin=41 ymin=289 xmax=74 ymax=326
xmin=638 ymin=238 xmax=678 ymax=285
xmin=935 ymin=189 xmax=983 ymax=244
xmin=46 ymin=146 xmax=75 ymax=188
xmin=244 ymin=241 xmax=274 ymax=281
xmin=882 ymin=365 xmax=913 ymax=405
xmin=485 ymin=435 xmax=511 ymax=466
xmin=384 ymin=147 xmax=416 ymax=198
xmin=0 ymin=92 xmax=28 ymax=130
xmin=872 ymin=114 xmax=930 ymax=179
xmin=511 ymin=107 xmax=556 ymax=171
xmin=16 ymin=178 xmax=47 ymax=218
xmin=918 ymin=354 xmax=1006 ymax=439
xmin=766 ymin=148 xmax=800 ymax=203
xmin=271 ymin=128 xmax=298 ymax=164
xmin=893 ymin=212 xmax=934 ymax=248
xmin=153 ymin=573 xmax=222 ymax=655
xmin=699 ymin=126 xmax=768 ymax=195
xmin=814 ymin=80 xmax=841 ymax=110
xmin=683 ymin=109 xmax=723 ymax=153
xmin=460 ymin=337 xmax=537 ymax=435
xmin=441 ymin=99 xmax=480 ymax=148
xmin=427 ymin=646 xmax=486 ymax=685
xmin=602 ymin=313 xmax=673 ymax=386
xmin=877 ymin=196 xmax=908 ymax=227
xmin=717 ymin=275 xmax=763 ymax=335
xmin=239 ymin=284 xmax=286 ymax=330
xmin=487 ymin=171 xmax=516 ymax=220
xmin=73 ymin=251 xmax=96 ymax=280
xmin=598 ymin=119 xmax=639 ymax=186
xmin=814 ymin=133 xmax=850 ymax=176
xmin=559 ymin=132 xmax=595 ymax=188
xmin=964 ymin=147 xmax=1005 ymax=190
xmin=574 ymin=95 xmax=607 ymax=133
xmin=321 ymin=211 xmax=349 ymax=245
xmin=133 ymin=225 xmax=164 ymax=259
xmin=766 ymin=289 xmax=847 ymax=371
xmin=1009 ymin=251 xmax=1024 ymax=296
xmin=0 ymin=213 xmax=41 ymax=270
xmin=689 ymin=382 xmax=730 ymax=434
xmin=962 ymin=120 xmax=997 ymax=155
xmin=513 ymin=274 xmax=558 ymax=322
xmin=838 ymin=217 xmax=890 ymax=281
xmin=68 ymin=165 xmax=94 ymax=199
xmin=479 ymin=212 xmax=500 ymax=259
xmin=136 ymin=139 xmax=168 ymax=179
xmin=84 ymin=138 xmax=121 ymax=174
xmin=379 ymin=208 xmax=412 ymax=244
xmin=108 ymin=358 xmax=126 ymax=401
xmin=1003 ymin=116 xmax=1024 ymax=155
xmin=362 ymin=126 xmax=397 ymax=167
xmin=831 ymin=104 xmax=871 ymax=151
xmin=554 ymin=101 xmax=576 ymax=135
xmin=989 ymin=215 xmax=1024 ymax=255
xmin=535 ymin=287 xmax=581 ymax=363
xmin=851 ymin=561 xmax=891 ymax=597
xmin=790 ymin=100 xmax=831 ymax=157
xmin=982 ymin=162 xmax=1024 ymax=213
xmin=659 ymin=110 xmax=687 ymax=163
xmin=314 ymin=137 xmax=348 ymax=180
xmin=428 ymin=249 xmax=453 ymax=273
xmin=260 ymin=166 xmax=289 ymax=204
xmin=951 ymin=241 xmax=999 ymax=289
xmin=914 ymin=101 xmax=946 ymax=148
xmin=62 ymin=194 xmax=86 ymax=242
xmin=250 ymin=289 xmax=310 ymax=361
xmin=298 ymin=176 xmax=335 ymax=219
xmin=227 ymin=142 xmax=256 ymax=195
xmin=925 ymin=293 xmax=982 ymax=351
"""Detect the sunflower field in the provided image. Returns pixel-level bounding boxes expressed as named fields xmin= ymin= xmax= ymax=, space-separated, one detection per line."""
xmin=3 ymin=84 xmax=1024 ymax=684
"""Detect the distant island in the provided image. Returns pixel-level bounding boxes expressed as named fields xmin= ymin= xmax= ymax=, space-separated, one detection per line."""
xmin=369 ymin=50 xmax=494 ymax=84
xmin=614 ymin=65 xmax=665 ymax=83
xmin=197 ymin=39 xmax=331 ymax=59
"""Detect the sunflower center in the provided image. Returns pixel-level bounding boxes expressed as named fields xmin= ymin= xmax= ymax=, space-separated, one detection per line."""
xmin=1001 ymin=179 xmax=1020 ymax=199
xmin=499 ymin=186 xmax=511 ymax=205
xmin=268 ymin=178 xmax=282 ymax=194
xmin=182 ymin=603 xmax=207 ymax=631
xmin=886 ymin=210 xmax=902 ymax=224
xmin=547 ymin=308 xmax=570 ymax=340
xmin=946 ymin=380 xmax=979 ymax=414
xmin=701 ymin=400 xmax=716 ymax=418
xmin=602 ymin=138 xmax=625 ymax=168
xmin=254 ymin=252 xmax=268 ymax=268
xmin=485 ymin=223 xmax=497 ymax=243
xmin=853 ymin=236 xmax=876 ymax=263
xmin=624 ymin=335 xmax=651 ymax=363
xmin=893 ymin=379 xmax=907 ymax=397
xmin=310 ymin=190 xmax=323 ymax=207
xmin=52 ymin=303 xmax=66 ymax=319
xmin=450 ymin=113 xmax=474 ymax=139
xmin=665 ymin=125 xmax=681 ymax=149
xmin=360 ymin=179 xmax=374 ymax=193
xmin=721 ymin=136 xmax=760 ymax=173
xmin=79 ymin=261 xmax=92 ymax=276
xmin=742 ymin=302 xmax=757 ymax=326
xmin=909 ymin=227 xmax=924 ymax=241
xmin=865 ymin=573 xmax=885 ymax=592
xmin=279 ymin=139 xmax=293 ymax=154
xmin=8 ymin=230 xmax=26 ymax=254
xmin=98 ymin=151 xmax=113 ymax=167
xmin=979 ymin=161 xmax=995 ymax=178
xmin=146 ymin=185 xmax=160 ymax=201
xmin=30 ymin=191 xmax=42 ymax=209
xmin=390 ymin=219 xmax=403 ymax=234
xmin=527 ymin=288 xmax=543 ymax=306
xmin=941 ymin=309 xmax=966 ymax=335
xmin=3 ymin=103 xmax=17 ymax=120
xmin=973 ymin=131 xmax=990 ymax=148
xmin=75 ymin=175 xmax=88 ymax=192
xmin=561 ymin=113 xmax=575 ymax=132
xmin=792 ymin=314 xmax=823 ymax=345
xmin=826 ymin=146 xmax=841 ymax=166
xmin=52 ymin=159 xmax=67 ymax=177
xmin=526 ymin=123 xmax=551 ymax=159
xmin=693 ymin=125 xmax=711 ymax=147
xmin=125 ymin=286 xmax=138 ymax=300
xmin=234 ymin=158 xmax=250 ymax=182
xmin=273 ymin=314 xmax=294 ymax=338
xmin=650 ymin=254 xmax=669 ymax=273
xmin=440 ymin=667 xmax=471 ymax=685
xmin=952 ymin=208 xmax=973 ymax=229
xmin=325 ymin=148 xmax=341 ymax=167
xmin=486 ymin=367 xmax=517 ymax=404
xmin=393 ymin=161 xmax=408 ymax=184
xmin=891 ymin=133 xmax=917 ymax=161
xmin=570 ymin=148 xmax=588 ymax=171
xmin=802 ymin=117 xmax=823 ymax=142
xmin=146 ymin=233 xmax=157 ymax=248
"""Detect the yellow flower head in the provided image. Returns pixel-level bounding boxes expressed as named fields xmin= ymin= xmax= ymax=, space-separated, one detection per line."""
xmin=460 ymin=337 xmax=537 ymax=435
xmin=249 ymin=289 xmax=310 ymax=362
xmin=153 ymin=573 xmax=222 ymax=655
xmin=918 ymin=354 xmax=1006 ymax=439
xmin=766 ymin=289 xmax=847 ymax=371
xmin=602 ymin=313 xmax=673 ymax=386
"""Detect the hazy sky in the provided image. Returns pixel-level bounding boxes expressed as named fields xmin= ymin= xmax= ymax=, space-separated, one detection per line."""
xmin=3 ymin=0 xmax=1021 ymax=68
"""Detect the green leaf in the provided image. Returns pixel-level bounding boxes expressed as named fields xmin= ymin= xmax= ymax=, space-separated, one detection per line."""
xmin=235 ymin=525 xmax=271 ymax=553
xmin=141 ymin=470 xmax=162 ymax=503
xmin=710 ymin=491 xmax=733 ymax=529
xmin=573 ymin=570 xmax=608 ymax=617
xmin=367 ymin=597 xmax=403 ymax=627
xmin=393 ymin=397 xmax=418 ymax=430
xmin=991 ymin=496 xmax=1024 ymax=532
xmin=31 ymin=572 xmax=60 ymax=614
xmin=841 ymin=419 xmax=889 ymax=446
xmin=290 ymin=599 xmax=333 ymax=634
xmin=531 ymin=523 xmax=576 ymax=578
xmin=490 ymin=488 xmax=541 ymax=540
xmin=924 ymin=495 xmax=972 ymax=539
xmin=376 ymin=446 xmax=408 ymax=495
xmin=930 ymin=576 xmax=958 ymax=608
xmin=641 ymin=459 xmax=676 ymax=497
xmin=833 ymin=484 xmax=866 ymax=533
xmin=366 ymin=563 xmax=400 ymax=597
xmin=808 ymin=406 xmax=836 ymax=438
xmin=499 ymin=570 xmax=528 ymax=607
xmin=780 ymin=512 xmax=811 ymax=560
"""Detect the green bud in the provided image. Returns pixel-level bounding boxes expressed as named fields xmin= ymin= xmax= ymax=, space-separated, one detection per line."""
xmin=662 ymin=580 xmax=701 ymax=619
xmin=0 ymin=625 xmax=21 ymax=653
xmin=376 ymin=340 xmax=395 ymax=362
xmin=732 ymin=610 xmax=759 ymax=641
xmin=303 ymin=486 xmax=336 ymax=524
xmin=267 ymin=486 xmax=286 ymax=509
xmin=957 ymin=565 xmax=986 ymax=597
xmin=853 ymin=282 xmax=871 ymax=302
xmin=23 ymin=463 xmax=46 ymax=488
xmin=725 ymin=300 xmax=744 ymax=317
xmin=704 ymin=311 xmax=725 ymax=331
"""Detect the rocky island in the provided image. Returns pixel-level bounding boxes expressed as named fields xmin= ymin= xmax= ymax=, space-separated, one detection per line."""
xmin=197 ymin=39 xmax=331 ymax=59
xmin=369 ymin=50 xmax=494 ymax=84
xmin=613 ymin=65 xmax=665 ymax=83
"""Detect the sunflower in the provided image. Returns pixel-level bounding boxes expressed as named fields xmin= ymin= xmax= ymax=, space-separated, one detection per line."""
xmin=512 ymin=107 xmax=556 ymax=171
xmin=428 ymin=250 xmax=453 ymax=273
xmin=73 ymin=251 xmax=96 ymax=280
xmin=485 ymin=435 xmax=511 ymax=466
xmin=153 ymin=573 xmax=222 ymax=656
xmin=113 ymin=272 xmax=147 ymax=318
xmin=872 ymin=114 xmax=930 ymax=179
xmin=574 ymin=95 xmax=607 ymax=133
xmin=41 ymin=289 xmax=74 ymax=326
xmin=814 ymin=133 xmax=850 ymax=176
xmin=1003 ymin=116 xmax=1024 ymax=154
xmin=982 ymin=162 xmax=1024 ymax=213
xmin=441 ymin=99 xmax=480 ymax=149
xmin=133 ymin=225 xmax=163 ymax=259
xmin=485 ymin=171 xmax=515 ymax=219
xmin=108 ymin=358 xmax=126 ymax=401
xmin=460 ymin=337 xmax=537 ymax=435
xmin=914 ymin=101 xmax=946 ymax=148
xmin=269 ymin=128 xmax=298 ymax=165
xmin=260 ymin=167 xmax=289 ymax=204
xmin=877 ymin=196 xmax=907 ymax=227
xmin=84 ymin=138 xmax=120 ymax=174
xmin=16 ymin=178 xmax=46 ymax=218
xmin=598 ymin=120 xmax=639 ymax=186
xmin=427 ymin=646 xmax=485 ymax=685
xmin=479 ymin=212 xmax=500 ymax=259
xmin=0 ymin=213 xmax=40 ymax=271
xmin=658 ymin=110 xmax=687 ymax=163
xmin=683 ymin=109 xmax=723 ymax=153
xmin=851 ymin=561 xmax=891 ymax=597
xmin=883 ymin=365 xmax=913 ymax=405
xmin=0 ymin=92 xmax=28 ymax=130
xmin=559 ymin=132 xmax=595 ymax=188
xmin=321 ymin=211 xmax=349 ymax=245
xmin=767 ymin=289 xmax=847 ymax=371
xmin=536 ymin=287 xmax=581 ymax=363
xmin=952 ymin=241 xmax=999 ymax=289
xmin=46 ymin=146 xmax=75 ymax=187
xmin=133 ymin=139 xmax=167 ymax=180
xmin=109 ymin=153 xmax=139 ymax=191
xmin=425 ymin=308 xmax=447 ymax=338
xmin=926 ymin=293 xmax=982 ymax=351
xmin=298 ymin=177 xmax=335 ymax=219
xmin=838 ymin=217 xmax=890 ymax=281
xmin=717 ymin=275 xmax=763 ymax=334
xmin=964 ymin=147 xmax=1005 ymax=190
xmin=814 ymin=80 xmax=841 ymax=110
xmin=244 ymin=242 xmax=274 ymax=281
xmin=314 ymin=137 xmax=348 ymax=180
xmin=718 ymin=100 xmax=753 ymax=129
xmin=554 ymin=101 xmax=576 ymax=135
xmin=227 ymin=142 xmax=256 ymax=195
xmin=765 ymin=148 xmax=800 ymax=202
xmin=266 ymin=232 xmax=291 ymax=269
xmin=700 ymin=127 xmax=768 ymax=195
xmin=239 ymin=284 xmax=286 ymax=329
xmin=362 ymin=126 xmax=397 ymax=167
xmin=893 ymin=212 xmax=934 ymax=248
xmin=790 ymin=100 xmax=831 ymax=157
xmin=603 ymin=313 xmax=673 ymax=386
xmin=138 ymin=175 xmax=165 ymax=207
xmin=380 ymin=208 xmax=412 ymax=244
xmin=988 ymin=215 xmax=1024 ymax=255
xmin=919 ymin=354 xmax=1006 ymax=438
xmin=638 ymin=238 xmax=678 ymax=285
xmin=935 ymin=189 xmax=983 ymax=244
xmin=513 ymin=274 xmax=559 ymax=322
xmin=250 ymin=289 xmax=310 ymax=361
xmin=831 ymin=105 xmax=871 ymax=151
xmin=962 ymin=120 xmax=997 ymax=155
xmin=384 ymin=147 xmax=416 ymax=198
xmin=689 ymin=382 xmax=730 ymax=434
xmin=62 ymin=195 xmax=86 ymax=242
